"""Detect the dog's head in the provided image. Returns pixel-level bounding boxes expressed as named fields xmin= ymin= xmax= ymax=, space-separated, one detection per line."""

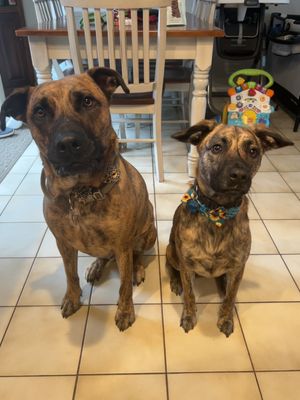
xmin=173 ymin=120 xmax=293 ymax=205
xmin=0 ymin=67 xmax=129 ymax=178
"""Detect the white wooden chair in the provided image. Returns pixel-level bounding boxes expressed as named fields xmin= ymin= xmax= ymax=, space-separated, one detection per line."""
xmin=32 ymin=0 xmax=66 ymax=79
xmin=61 ymin=0 xmax=171 ymax=182
xmin=164 ymin=0 xmax=217 ymax=124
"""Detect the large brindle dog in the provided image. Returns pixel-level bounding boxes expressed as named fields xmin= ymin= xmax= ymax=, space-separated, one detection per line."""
xmin=166 ymin=120 xmax=293 ymax=337
xmin=0 ymin=67 xmax=156 ymax=331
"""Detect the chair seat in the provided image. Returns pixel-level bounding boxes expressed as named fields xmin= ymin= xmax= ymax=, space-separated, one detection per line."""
xmin=111 ymin=92 xmax=154 ymax=106
xmin=164 ymin=64 xmax=192 ymax=84
xmin=146 ymin=60 xmax=192 ymax=84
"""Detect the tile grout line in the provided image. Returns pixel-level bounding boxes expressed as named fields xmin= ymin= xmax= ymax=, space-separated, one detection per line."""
xmin=72 ymin=285 xmax=94 ymax=400
xmin=0 ymin=226 xmax=48 ymax=347
xmin=151 ymin=141 xmax=170 ymax=400
xmin=268 ymin=168 xmax=300 ymax=292
xmin=235 ymin=306 xmax=264 ymax=400
xmin=0 ymin=159 xmax=37 ymax=217
xmin=157 ymin=255 xmax=170 ymax=400
xmin=249 ymin=178 xmax=300 ymax=291
xmin=1 ymin=299 xmax=299 ymax=309
xmin=259 ymin=216 xmax=300 ymax=292
xmin=0 ymin=148 xmax=42 ymax=346
xmin=1 ymin=369 xmax=300 ymax=379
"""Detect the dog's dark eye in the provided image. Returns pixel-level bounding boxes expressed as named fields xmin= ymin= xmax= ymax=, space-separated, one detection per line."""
xmin=83 ymin=96 xmax=94 ymax=108
xmin=34 ymin=106 xmax=46 ymax=118
xmin=249 ymin=147 xmax=258 ymax=158
xmin=211 ymin=144 xmax=223 ymax=154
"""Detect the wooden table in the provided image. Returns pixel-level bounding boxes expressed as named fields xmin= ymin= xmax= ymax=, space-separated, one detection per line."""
xmin=15 ymin=13 xmax=223 ymax=177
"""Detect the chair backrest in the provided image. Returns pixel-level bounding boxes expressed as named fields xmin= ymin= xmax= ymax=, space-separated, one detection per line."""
xmin=191 ymin=0 xmax=216 ymax=25
xmin=33 ymin=0 xmax=65 ymax=23
xmin=61 ymin=0 xmax=171 ymax=96
xmin=51 ymin=0 xmax=65 ymax=18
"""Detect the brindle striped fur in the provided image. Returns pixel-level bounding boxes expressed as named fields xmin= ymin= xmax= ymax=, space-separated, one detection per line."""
xmin=166 ymin=120 xmax=293 ymax=336
xmin=0 ymin=68 xmax=156 ymax=331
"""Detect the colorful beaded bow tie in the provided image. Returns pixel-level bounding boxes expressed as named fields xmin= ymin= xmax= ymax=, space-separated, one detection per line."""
xmin=181 ymin=187 xmax=240 ymax=228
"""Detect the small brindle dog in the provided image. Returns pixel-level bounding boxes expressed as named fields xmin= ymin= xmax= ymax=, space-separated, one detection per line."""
xmin=166 ymin=120 xmax=293 ymax=337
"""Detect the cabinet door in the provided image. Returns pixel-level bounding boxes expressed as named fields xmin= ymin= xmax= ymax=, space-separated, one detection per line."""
xmin=0 ymin=10 xmax=36 ymax=95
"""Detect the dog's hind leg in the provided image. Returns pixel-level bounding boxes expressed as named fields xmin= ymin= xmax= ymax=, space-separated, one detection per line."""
xmin=56 ymin=239 xmax=81 ymax=318
xmin=86 ymin=258 xmax=110 ymax=284
xmin=133 ymin=253 xmax=145 ymax=286
xmin=217 ymin=267 xmax=244 ymax=337
xmin=215 ymin=274 xmax=227 ymax=299
xmin=115 ymin=249 xmax=135 ymax=331
xmin=166 ymin=243 xmax=183 ymax=296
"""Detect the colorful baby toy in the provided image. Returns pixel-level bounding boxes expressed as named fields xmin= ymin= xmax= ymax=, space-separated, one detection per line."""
xmin=225 ymin=69 xmax=275 ymax=127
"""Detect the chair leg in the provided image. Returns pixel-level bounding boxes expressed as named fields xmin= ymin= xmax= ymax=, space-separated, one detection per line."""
xmin=119 ymin=114 xmax=126 ymax=140
xmin=52 ymin=59 xmax=64 ymax=80
xmin=119 ymin=114 xmax=127 ymax=152
xmin=135 ymin=114 xmax=141 ymax=139
xmin=153 ymin=111 xmax=164 ymax=182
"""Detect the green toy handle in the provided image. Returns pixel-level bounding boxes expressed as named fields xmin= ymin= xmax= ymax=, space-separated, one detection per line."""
xmin=228 ymin=69 xmax=274 ymax=89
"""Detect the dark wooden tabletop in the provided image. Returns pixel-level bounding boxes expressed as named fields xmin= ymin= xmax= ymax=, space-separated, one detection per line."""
xmin=15 ymin=13 xmax=224 ymax=38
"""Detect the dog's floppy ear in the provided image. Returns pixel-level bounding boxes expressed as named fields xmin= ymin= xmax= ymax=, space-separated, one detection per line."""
xmin=87 ymin=67 xmax=130 ymax=99
xmin=172 ymin=119 xmax=217 ymax=145
xmin=0 ymin=87 xmax=32 ymax=131
xmin=253 ymin=124 xmax=293 ymax=152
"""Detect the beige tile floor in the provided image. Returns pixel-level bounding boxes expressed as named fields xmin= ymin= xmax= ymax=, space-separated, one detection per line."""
xmin=0 ymin=108 xmax=300 ymax=399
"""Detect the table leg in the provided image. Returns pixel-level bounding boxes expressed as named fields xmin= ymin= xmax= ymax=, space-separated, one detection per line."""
xmin=188 ymin=38 xmax=214 ymax=178
xmin=28 ymin=36 xmax=53 ymax=84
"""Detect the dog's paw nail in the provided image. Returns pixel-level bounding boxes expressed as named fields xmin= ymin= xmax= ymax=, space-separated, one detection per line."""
xmin=180 ymin=315 xmax=196 ymax=333
xmin=133 ymin=266 xmax=145 ymax=286
xmin=61 ymin=298 xmax=81 ymax=318
xmin=115 ymin=309 xmax=135 ymax=331
xmin=218 ymin=319 xmax=234 ymax=337
xmin=86 ymin=259 xmax=108 ymax=283
xmin=134 ymin=277 xmax=145 ymax=287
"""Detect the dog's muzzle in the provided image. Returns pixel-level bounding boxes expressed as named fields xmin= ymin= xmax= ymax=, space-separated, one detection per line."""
xmin=212 ymin=162 xmax=252 ymax=195
xmin=47 ymin=130 xmax=99 ymax=176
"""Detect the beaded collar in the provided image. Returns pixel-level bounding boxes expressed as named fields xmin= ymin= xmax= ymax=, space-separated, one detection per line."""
xmin=41 ymin=158 xmax=120 ymax=224
xmin=68 ymin=162 xmax=120 ymax=223
xmin=181 ymin=186 xmax=240 ymax=227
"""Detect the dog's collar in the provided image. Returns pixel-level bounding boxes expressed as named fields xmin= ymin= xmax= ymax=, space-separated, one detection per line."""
xmin=69 ymin=164 xmax=120 ymax=205
xmin=68 ymin=161 xmax=120 ymax=223
xmin=41 ymin=158 xmax=120 ymax=223
xmin=181 ymin=186 xmax=240 ymax=227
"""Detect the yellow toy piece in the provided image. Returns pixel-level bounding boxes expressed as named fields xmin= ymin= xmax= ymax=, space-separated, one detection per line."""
xmin=236 ymin=77 xmax=245 ymax=85
xmin=242 ymin=110 xmax=257 ymax=125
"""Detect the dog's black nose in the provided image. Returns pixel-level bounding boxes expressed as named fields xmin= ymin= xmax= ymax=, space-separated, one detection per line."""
xmin=55 ymin=132 xmax=86 ymax=159
xmin=229 ymin=167 xmax=248 ymax=184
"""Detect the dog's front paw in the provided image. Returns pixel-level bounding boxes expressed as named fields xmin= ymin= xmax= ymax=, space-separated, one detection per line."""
xmin=217 ymin=317 xmax=234 ymax=337
xmin=180 ymin=308 xmax=197 ymax=333
xmin=133 ymin=264 xmax=145 ymax=286
xmin=61 ymin=294 xmax=81 ymax=318
xmin=86 ymin=258 xmax=107 ymax=283
xmin=115 ymin=306 xmax=135 ymax=331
